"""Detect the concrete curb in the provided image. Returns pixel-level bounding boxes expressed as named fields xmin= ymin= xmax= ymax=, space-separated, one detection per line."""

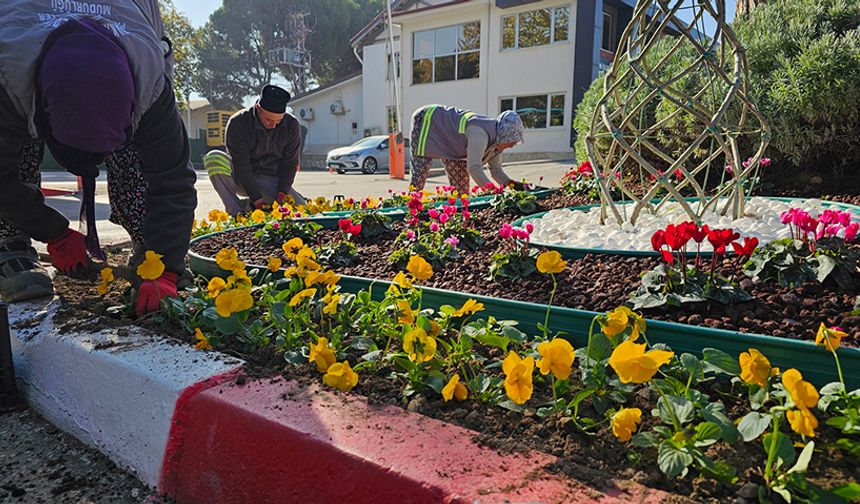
xmin=9 ymin=298 xmax=667 ymax=503
xmin=8 ymin=297 xmax=243 ymax=486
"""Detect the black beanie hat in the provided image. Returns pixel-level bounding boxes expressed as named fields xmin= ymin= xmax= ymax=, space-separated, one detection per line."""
xmin=259 ymin=84 xmax=290 ymax=113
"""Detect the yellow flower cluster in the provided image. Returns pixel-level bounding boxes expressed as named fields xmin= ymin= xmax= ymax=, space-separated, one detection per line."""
xmin=137 ymin=250 xmax=166 ymax=280
xmin=600 ymin=306 xmax=647 ymax=341
xmin=211 ymin=248 xmax=254 ymax=317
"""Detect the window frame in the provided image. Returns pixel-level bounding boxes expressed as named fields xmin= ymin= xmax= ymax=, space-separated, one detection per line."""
xmin=498 ymin=92 xmax=567 ymax=130
xmin=601 ymin=5 xmax=618 ymax=53
xmin=411 ymin=21 xmax=481 ymax=85
xmin=501 ymin=5 xmax=571 ymax=51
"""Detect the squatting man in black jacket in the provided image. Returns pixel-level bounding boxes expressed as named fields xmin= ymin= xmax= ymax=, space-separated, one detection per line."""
xmin=204 ymin=85 xmax=307 ymax=216
xmin=0 ymin=1 xmax=197 ymax=315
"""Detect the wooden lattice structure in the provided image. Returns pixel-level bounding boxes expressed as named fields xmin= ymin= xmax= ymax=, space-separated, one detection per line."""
xmin=586 ymin=0 xmax=770 ymax=226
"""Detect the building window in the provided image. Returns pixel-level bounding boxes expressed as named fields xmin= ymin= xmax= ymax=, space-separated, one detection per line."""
xmin=412 ymin=21 xmax=480 ymax=84
xmin=502 ymin=6 xmax=570 ymax=50
xmin=500 ymin=93 xmax=565 ymax=129
xmin=602 ymin=6 xmax=617 ymax=53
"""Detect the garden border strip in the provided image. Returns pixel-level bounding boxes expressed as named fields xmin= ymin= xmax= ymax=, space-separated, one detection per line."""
xmin=159 ymin=375 xmax=668 ymax=504
xmin=7 ymin=297 xmax=244 ymax=487
xmin=7 ymin=296 xmax=667 ymax=503
xmin=511 ymin=197 xmax=860 ymax=259
xmin=186 ymin=245 xmax=860 ymax=387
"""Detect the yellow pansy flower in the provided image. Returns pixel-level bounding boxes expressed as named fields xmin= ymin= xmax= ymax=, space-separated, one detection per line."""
xmin=392 ymin=271 xmax=413 ymax=290
xmin=503 ymin=351 xmax=534 ymax=405
xmin=304 ymin=270 xmax=323 ymax=287
xmin=782 ymin=369 xmax=819 ymax=410
xmin=396 ymin=299 xmax=416 ymax=325
xmin=406 ymin=255 xmax=433 ymax=281
xmin=137 ymin=250 xmax=165 ymax=280
xmin=600 ymin=306 xmax=647 ymax=341
xmin=536 ymin=250 xmax=567 ymax=274
xmin=787 ymin=407 xmax=818 ymax=438
xmin=323 ymin=360 xmax=359 ymax=392
xmin=214 ymin=288 xmax=253 ymax=317
xmin=271 ymin=205 xmax=283 ymax=220
xmin=452 ymin=299 xmax=484 ymax=318
xmin=283 ymin=266 xmax=298 ymax=279
xmin=227 ymin=269 xmax=251 ymax=289
xmin=97 ymin=267 xmax=114 ymax=296
xmin=442 ymin=374 xmax=468 ymax=402
xmin=281 ymin=237 xmax=304 ymax=259
xmin=612 ymin=408 xmax=643 ymax=442
xmin=215 ymin=248 xmax=244 ymax=272
xmin=267 ymin=256 xmax=282 ymax=272
xmin=289 ymin=288 xmax=316 ymax=307
xmin=403 ymin=327 xmax=437 ymax=362
xmin=536 ymin=338 xmax=575 ymax=381
xmin=323 ymin=294 xmax=340 ymax=315
xmin=608 ymin=339 xmax=674 ymax=384
xmin=815 ymin=323 xmax=847 ymax=352
xmin=207 ymin=277 xmax=227 ymax=298
xmin=250 ymin=209 xmax=266 ymax=223
xmin=739 ymin=348 xmax=773 ymax=387
xmin=309 ymin=337 xmax=337 ymax=372
xmin=194 ymin=328 xmax=212 ymax=351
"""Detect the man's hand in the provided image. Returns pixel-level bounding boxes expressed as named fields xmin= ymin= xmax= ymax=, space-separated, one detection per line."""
xmin=508 ymin=180 xmax=528 ymax=191
xmin=253 ymin=195 xmax=276 ymax=209
xmin=135 ymin=271 xmax=178 ymax=315
xmin=46 ymin=229 xmax=90 ymax=275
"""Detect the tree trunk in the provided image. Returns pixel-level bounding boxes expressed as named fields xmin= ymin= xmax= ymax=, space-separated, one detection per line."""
xmin=736 ymin=0 xmax=769 ymax=20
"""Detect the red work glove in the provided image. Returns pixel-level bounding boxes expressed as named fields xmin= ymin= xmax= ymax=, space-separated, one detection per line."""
xmin=253 ymin=198 xmax=267 ymax=210
xmin=46 ymin=229 xmax=90 ymax=274
xmin=135 ymin=271 xmax=178 ymax=315
xmin=276 ymin=192 xmax=289 ymax=204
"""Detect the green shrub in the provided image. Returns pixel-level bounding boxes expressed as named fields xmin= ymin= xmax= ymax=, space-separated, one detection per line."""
xmin=574 ymin=0 xmax=860 ymax=176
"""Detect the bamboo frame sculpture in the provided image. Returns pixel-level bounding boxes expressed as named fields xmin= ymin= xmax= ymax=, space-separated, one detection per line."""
xmin=586 ymin=0 xmax=770 ymax=226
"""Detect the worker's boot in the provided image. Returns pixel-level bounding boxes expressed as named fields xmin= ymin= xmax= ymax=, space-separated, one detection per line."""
xmin=0 ymin=237 xmax=54 ymax=302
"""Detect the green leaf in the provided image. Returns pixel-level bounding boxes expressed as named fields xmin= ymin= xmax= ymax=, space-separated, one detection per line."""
xmin=568 ymin=388 xmax=596 ymax=409
xmin=631 ymin=432 xmax=661 ymax=448
xmin=832 ymin=437 xmax=860 ymax=458
xmin=701 ymin=402 xmax=739 ymax=444
xmin=657 ymin=394 xmax=695 ymax=425
xmin=787 ymin=441 xmax=814 ymax=475
xmin=500 ymin=325 xmax=526 ymax=343
xmin=831 ymin=482 xmax=860 ymax=501
xmin=819 ymin=382 xmax=845 ymax=397
xmin=680 ymin=353 xmax=705 ymax=380
xmin=702 ymin=348 xmax=741 ymax=375
xmin=473 ymin=332 xmax=511 ymax=352
xmin=762 ymin=431 xmax=796 ymax=468
xmin=424 ymin=373 xmax=446 ymax=394
xmin=283 ymin=350 xmax=305 ymax=365
xmin=693 ymin=422 xmax=723 ymax=447
xmin=657 ymin=441 xmax=693 ymax=478
xmin=738 ymin=412 xmax=771 ymax=442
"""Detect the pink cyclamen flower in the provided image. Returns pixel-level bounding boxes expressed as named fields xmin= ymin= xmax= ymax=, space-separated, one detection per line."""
xmin=462 ymin=210 xmax=471 ymax=220
xmin=429 ymin=222 xmax=440 ymax=232
xmin=760 ymin=158 xmax=772 ymax=169
xmin=445 ymin=236 xmax=460 ymax=248
xmin=406 ymin=230 xmax=415 ymax=240
xmin=272 ymin=222 xmax=280 ymax=230
xmin=525 ymin=223 xmax=534 ymax=233
xmin=844 ymin=222 xmax=858 ymax=242
xmin=499 ymin=224 xmax=513 ymax=239
xmin=836 ymin=210 xmax=851 ymax=227
xmin=428 ymin=209 xmax=440 ymax=220
xmin=439 ymin=213 xmax=450 ymax=224
xmin=444 ymin=205 xmax=456 ymax=216
xmin=725 ymin=164 xmax=733 ymax=174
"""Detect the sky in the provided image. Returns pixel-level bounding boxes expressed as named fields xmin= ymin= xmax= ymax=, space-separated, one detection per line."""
xmin=173 ymin=0 xmax=221 ymax=27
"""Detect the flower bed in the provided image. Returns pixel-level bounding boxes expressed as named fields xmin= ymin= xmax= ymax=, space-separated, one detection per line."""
xmin=189 ymin=195 xmax=860 ymax=349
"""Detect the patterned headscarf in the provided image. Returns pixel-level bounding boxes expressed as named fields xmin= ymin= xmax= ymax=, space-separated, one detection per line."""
xmin=496 ymin=111 xmax=524 ymax=145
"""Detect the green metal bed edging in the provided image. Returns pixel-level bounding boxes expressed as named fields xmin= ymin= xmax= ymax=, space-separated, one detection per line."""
xmin=510 ymin=196 xmax=860 ymax=260
xmin=187 ymin=242 xmax=859 ymax=387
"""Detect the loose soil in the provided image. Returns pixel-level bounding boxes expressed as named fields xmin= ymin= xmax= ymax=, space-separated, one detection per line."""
xmin=191 ymin=191 xmax=860 ymax=347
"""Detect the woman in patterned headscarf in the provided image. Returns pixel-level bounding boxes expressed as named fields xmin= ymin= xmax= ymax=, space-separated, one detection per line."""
xmin=409 ymin=105 xmax=525 ymax=194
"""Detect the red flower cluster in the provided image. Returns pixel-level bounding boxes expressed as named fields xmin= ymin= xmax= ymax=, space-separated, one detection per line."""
xmin=337 ymin=218 xmax=362 ymax=237
xmin=651 ymin=222 xmax=757 ymax=265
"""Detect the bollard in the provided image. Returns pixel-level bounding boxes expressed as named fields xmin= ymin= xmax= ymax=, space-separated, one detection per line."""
xmin=0 ymin=302 xmax=20 ymax=412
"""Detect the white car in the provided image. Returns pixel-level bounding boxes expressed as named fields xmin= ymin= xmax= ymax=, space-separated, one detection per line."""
xmin=326 ymin=135 xmax=407 ymax=175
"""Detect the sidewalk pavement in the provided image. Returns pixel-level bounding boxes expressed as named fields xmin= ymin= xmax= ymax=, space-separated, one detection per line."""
xmin=36 ymin=159 xmax=572 ymax=253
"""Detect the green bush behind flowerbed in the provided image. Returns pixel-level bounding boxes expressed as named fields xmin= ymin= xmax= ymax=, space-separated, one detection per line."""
xmin=574 ymin=0 xmax=860 ymax=176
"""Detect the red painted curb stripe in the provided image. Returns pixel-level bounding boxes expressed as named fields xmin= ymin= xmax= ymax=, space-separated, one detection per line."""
xmin=159 ymin=376 xmax=667 ymax=504
xmin=158 ymin=367 xmax=242 ymax=492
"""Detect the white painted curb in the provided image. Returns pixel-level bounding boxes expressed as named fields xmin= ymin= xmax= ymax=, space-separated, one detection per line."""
xmin=8 ymin=297 xmax=243 ymax=487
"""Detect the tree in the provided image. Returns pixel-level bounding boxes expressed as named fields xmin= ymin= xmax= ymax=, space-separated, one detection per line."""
xmin=736 ymin=0 xmax=770 ymax=19
xmin=194 ymin=0 xmax=381 ymax=106
xmin=158 ymin=0 xmax=200 ymax=109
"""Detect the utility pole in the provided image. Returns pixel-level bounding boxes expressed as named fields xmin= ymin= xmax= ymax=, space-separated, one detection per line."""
xmin=269 ymin=11 xmax=313 ymax=94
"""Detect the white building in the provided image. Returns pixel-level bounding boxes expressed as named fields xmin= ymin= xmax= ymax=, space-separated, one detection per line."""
xmin=295 ymin=0 xmax=635 ymax=163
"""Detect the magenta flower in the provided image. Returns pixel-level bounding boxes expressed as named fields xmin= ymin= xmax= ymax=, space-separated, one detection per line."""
xmin=439 ymin=213 xmax=450 ymax=224
xmin=845 ymin=222 xmax=858 ymax=242
xmin=525 ymin=223 xmax=534 ymax=233
xmin=499 ymin=224 xmax=513 ymax=239
xmin=428 ymin=209 xmax=440 ymax=220
xmin=462 ymin=210 xmax=471 ymax=221
xmin=445 ymin=236 xmax=459 ymax=248
xmin=429 ymin=222 xmax=440 ymax=232
xmin=406 ymin=230 xmax=415 ymax=240
xmin=272 ymin=222 xmax=280 ymax=230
